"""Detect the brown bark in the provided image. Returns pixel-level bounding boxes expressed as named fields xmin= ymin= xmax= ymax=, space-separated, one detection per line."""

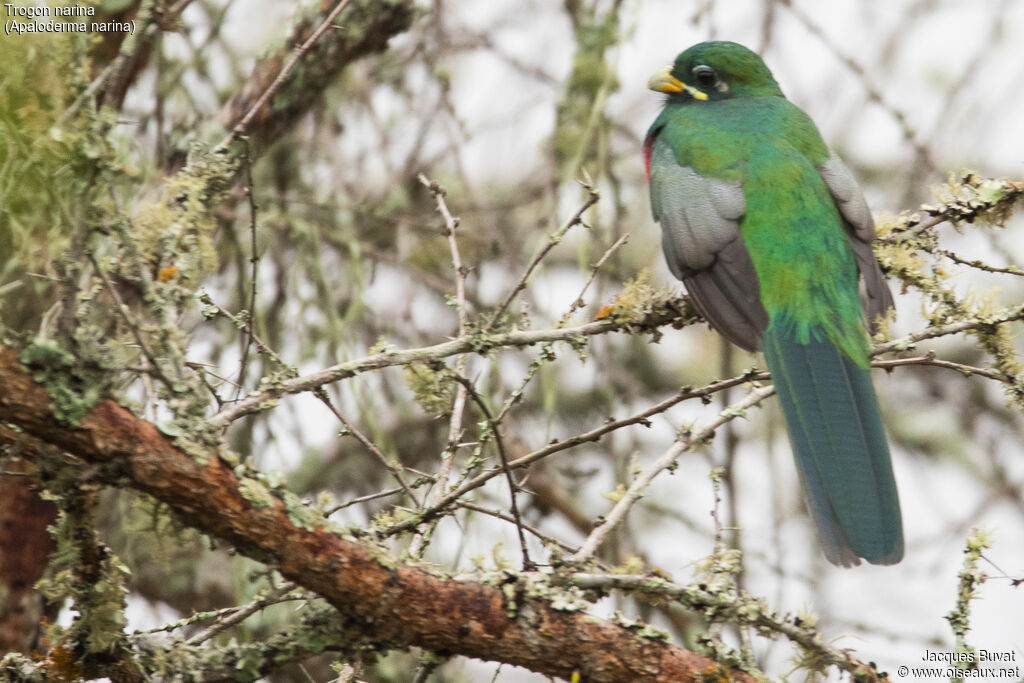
xmin=90 ymin=0 xmax=415 ymax=167
xmin=0 ymin=346 xmax=751 ymax=682
xmin=92 ymin=0 xmax=149 ymax=110
xmin=217 ymin=0 xmax=415 ymax=156
xmin=0 ymin=449 xmax=58 ymax=654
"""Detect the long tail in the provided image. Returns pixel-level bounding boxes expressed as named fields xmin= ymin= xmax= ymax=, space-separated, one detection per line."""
xmin=762 ymin=323 xmax=903 ymax=566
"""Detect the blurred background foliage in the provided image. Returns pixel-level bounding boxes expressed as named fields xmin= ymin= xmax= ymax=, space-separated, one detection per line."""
xmin=2 ymin=0 xmax=1024 ymax=680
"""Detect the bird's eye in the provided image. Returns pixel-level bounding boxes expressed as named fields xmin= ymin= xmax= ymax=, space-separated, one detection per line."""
xmin=693 ymin=65 xmax=716 ymax=88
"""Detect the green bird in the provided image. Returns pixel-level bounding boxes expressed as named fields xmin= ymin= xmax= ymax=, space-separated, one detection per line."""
xmin=644 ymin=41 xmax=903 ymax=566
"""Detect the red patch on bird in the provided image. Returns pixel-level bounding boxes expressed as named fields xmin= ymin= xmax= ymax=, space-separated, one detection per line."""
xmin=643 ymin=134 xmax=656 ymax=182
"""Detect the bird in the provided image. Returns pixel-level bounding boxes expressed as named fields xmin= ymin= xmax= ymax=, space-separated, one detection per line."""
xmin=644 ymin=41 xmax=902 ymax=566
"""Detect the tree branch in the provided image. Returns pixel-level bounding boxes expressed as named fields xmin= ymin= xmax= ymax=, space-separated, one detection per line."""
xmin=570 ymin=386 xmax=776 ymax=563
xmin=566 ymin=573 xmax=879 ymax=680
xmin=217 ymin=0 xmax=415 ymax=156
xmin=0 ymin=346 xmax=752 ymax=683
xmin=206 ymin=295 xmax=697 ymax=428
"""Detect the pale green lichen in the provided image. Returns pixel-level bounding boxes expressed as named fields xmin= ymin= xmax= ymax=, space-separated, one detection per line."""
xmin=403 ymin=362 xmax=455 ymax=416
xmin=516 ymin=570 xmax=591 ymax=613
xmin=238 ymin=476 xmax=277 ymax=510
xmin=284 ymin=493 xmax=321 ymax=532
xmin=927 ymin=172 xmax=1020 ymax=227
xmin=502 ymin=582 xmax=518 ymax=618
xmin=131 ymin=144 xmax=235 ymax=286
xmin=945 ymin=527 xmax=992 ymax=677
xmin=548 ymin=591 xmax=590 ymax=612
xmin=369 ymin=336 xmax=399 ymax=355
xmin=874 ymin=182 xmax=1024 ymax=410
xmin=612 ymin=555 xmax=647 ymax=575
xmin=36 ymin=506 xmax=131 ymax=657
xmin=596 ymin=269 xmax=670 ymax=326
xmin=601 ymin=482 xmax=627 ymax=503
xmin=19 ymin=337 xmax=106 ymax=425
xmin=636 ymin=622 xmax=670 ymax=641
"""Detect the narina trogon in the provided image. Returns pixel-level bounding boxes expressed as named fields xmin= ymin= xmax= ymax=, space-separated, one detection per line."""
xmin=644 ymin=41 xmax=902 ymax=566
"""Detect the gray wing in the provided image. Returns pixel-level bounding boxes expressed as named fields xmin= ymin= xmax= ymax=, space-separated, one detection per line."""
xmin=649 ymin=137 xmax=767 ymax=352
xmin=818 ymin=150 xmax=895 ymax=333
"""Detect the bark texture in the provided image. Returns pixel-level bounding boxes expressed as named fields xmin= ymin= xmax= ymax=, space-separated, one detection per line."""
xmin=0 ymin=347 xmax=749 ymax=682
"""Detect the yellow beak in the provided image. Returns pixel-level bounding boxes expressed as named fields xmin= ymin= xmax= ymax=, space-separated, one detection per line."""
xmin=646 ymin=66 xmax=708 ymax=100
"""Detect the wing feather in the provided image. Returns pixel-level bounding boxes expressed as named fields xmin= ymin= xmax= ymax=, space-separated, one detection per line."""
xmin=649 ymin=136 xmax=767 ymax=351
xmin=818 ymin=150 xmax=895 ymax=333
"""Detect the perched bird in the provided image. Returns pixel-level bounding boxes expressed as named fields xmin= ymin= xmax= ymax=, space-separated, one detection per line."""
xmin=644 ymin=41 xmax=902 ymax=566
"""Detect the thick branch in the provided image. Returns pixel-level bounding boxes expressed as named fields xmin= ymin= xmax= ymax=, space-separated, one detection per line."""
xmin=0 ymin=347 xmax=750 ymax=683
xmin=0 ymin=433 xmax=58 ymax=655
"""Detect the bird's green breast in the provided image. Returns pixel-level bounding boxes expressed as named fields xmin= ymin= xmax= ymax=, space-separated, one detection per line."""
xmin=652 ymin=96 xmax=869 ymax=363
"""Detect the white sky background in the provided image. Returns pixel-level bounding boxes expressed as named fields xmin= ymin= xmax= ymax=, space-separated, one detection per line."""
xmin=140 ymin=0 xmax=1024 ymax=680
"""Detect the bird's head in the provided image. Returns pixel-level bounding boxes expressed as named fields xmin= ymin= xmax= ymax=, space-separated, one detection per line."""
xmin=647 ymin=41 xmax=784 ymax=102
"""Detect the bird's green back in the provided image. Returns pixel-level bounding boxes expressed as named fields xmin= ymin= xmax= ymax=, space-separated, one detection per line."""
xmin=650 ymin=95 xmax=870 ymax=365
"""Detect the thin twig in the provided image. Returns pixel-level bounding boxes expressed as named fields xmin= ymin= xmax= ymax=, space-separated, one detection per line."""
xmin=329 ymin=486 xmax=406 ymax=513
xmin=718 ymin=341 xmax=745 ymax=587
xmin=570 ymin=385 xmax=776 ymax=564
xmin=314 ymin=388 xmax=421 ymax=507
xmin=199 ymin=295 xmax=291 ymax=372
xmin=564 ymin=232 xmax=630 ymax=323
xmin=704 ymin=466 xmax=738 ymax=657
xmin=235 ymin=138 xmax=261 ymax=400
xmin=881 ymin=212 xmax=946 ymax=241
xmin=872 ymin=305 xmax=1024 ymax=355
xmin=219 ymin=0 xmax=354 ymax=148
xmin=871 ymin=353 xmax=1007 ymax=382
xmin=458 ymin=501 xmax=578 ymax=556
xmin=383 ymin=370 xmax=768 ymax=537
xmin=492 ymin=346 xmax=556 ymax=428
xmin=565 ymin=573 xmax=871 ymax=678
xmin=88 ymin=253 xmax=177 ymax=394
xmin=184 ymin=582 xmax=298 ymax=646
xmin=452 ymin=374 xmax=533 ymax=569
xmin=710 ymin=467 xmax=727 ymax=557
xmin=418 ymin=174 xmax=469 ymax=333
xmin=186 ymin=361 xmax=236 ymax=408
xmin=938 ymin=248 xmax=1024 ymax=277
xmin=205 ymin=300 xmax=689 ymax=428
xmin=57 ymin=64 xmax=113 ymax=126
xmin=416 ymin=175 xmax=471 ymax=524
xmin=482 ymin=182 xmax=600 ymax=332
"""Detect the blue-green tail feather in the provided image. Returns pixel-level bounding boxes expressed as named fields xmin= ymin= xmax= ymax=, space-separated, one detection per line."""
xmin=763 ymin=323 xmax=903 ymax=566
